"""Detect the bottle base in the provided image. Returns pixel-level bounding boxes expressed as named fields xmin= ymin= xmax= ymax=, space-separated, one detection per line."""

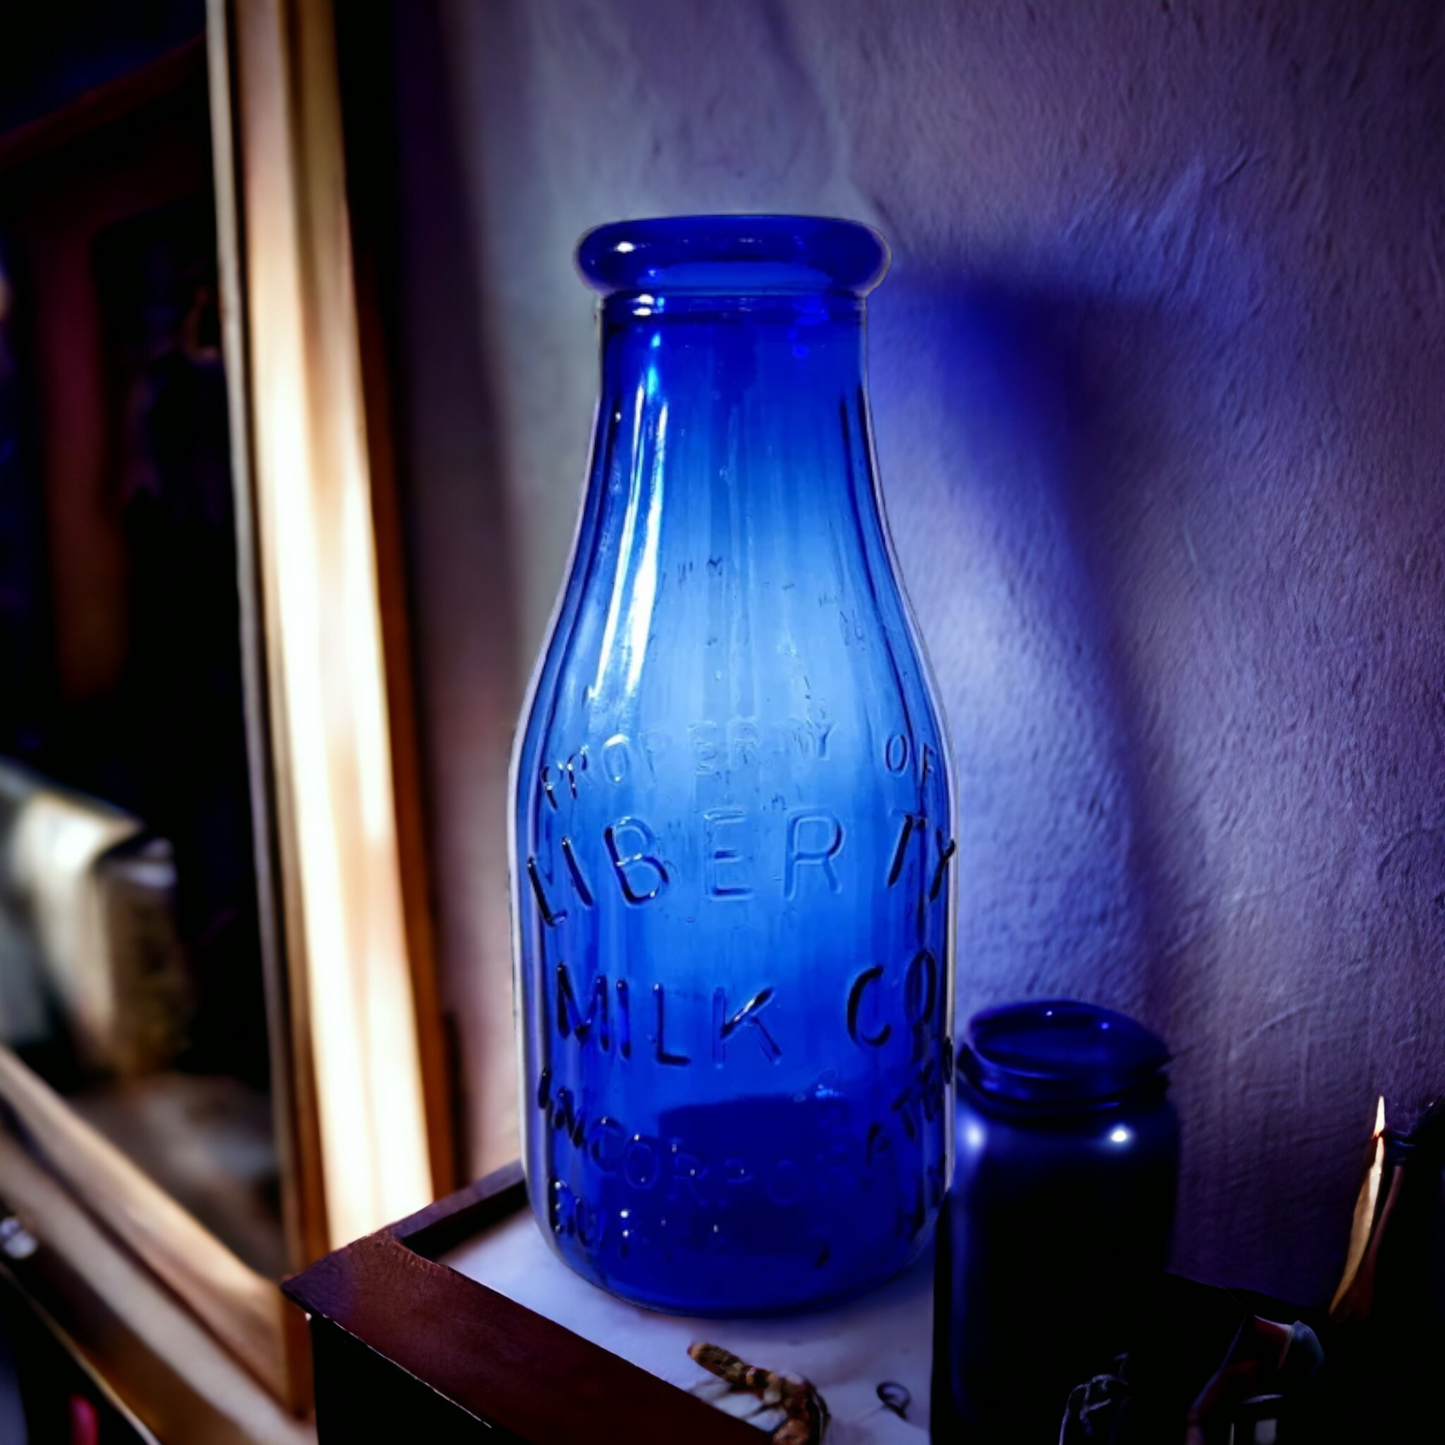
xmin=528 ymin=1193 xmax=939 ymax=1319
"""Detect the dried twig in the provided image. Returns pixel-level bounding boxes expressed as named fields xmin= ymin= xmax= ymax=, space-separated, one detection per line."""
xmin=688 ymin=1341 xmax=828 ymax=1445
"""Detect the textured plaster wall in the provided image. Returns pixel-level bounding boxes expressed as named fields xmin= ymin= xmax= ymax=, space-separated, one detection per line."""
xmin=396 ymin=0 xmax=1445 ymax=1305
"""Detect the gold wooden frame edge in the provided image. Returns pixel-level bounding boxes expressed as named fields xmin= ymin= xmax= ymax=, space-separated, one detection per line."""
xmin=209 ymin=0 xmax=450 ymax=1251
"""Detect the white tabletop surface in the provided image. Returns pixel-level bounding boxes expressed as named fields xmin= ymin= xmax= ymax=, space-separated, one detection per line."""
xmin=441 ymin=1209 xmax=933 ymax=1443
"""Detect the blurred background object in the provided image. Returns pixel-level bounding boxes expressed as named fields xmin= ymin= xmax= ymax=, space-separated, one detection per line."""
xmin=0 ymin=0 xmax=410 ymax=1437
xmin=0 ymin=0 xmax=288 ymax=1287
xmin=0 ymin=764 xmax=190 ymax=1085
xmin=0 ymin=1 xmax=462 ymax=1436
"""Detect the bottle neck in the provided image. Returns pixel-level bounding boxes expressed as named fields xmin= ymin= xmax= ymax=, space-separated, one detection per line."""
xmin=592 ymin=293 xmax=871 ymax=514
xmin=575 ymin=294 xmax=888 ymax=712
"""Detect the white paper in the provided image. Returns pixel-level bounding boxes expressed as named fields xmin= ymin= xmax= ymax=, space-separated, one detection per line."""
xmin=441 ymin=1210 xmax=933 ymax=1441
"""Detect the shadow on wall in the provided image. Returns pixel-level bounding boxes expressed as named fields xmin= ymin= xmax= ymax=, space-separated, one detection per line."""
xmin=872 ymin=272 xmax=1206 ymax=1035
xmin=869 ymin=267 xmax=1292 ymax=1293
xmin=871 ymin=246 xmax=1445 ymax=1304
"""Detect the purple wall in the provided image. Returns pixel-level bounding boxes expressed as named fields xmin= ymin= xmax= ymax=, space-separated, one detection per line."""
xmin=394 ymin=0 xmax=1445 ymax=1305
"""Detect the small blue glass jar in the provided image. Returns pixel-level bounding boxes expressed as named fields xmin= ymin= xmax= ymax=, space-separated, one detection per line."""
xmin=940 ymin=1000 xmax=1178 ymax=1440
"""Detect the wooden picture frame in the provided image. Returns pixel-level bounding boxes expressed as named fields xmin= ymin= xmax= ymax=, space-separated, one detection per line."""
xmin=0 ymin=2 xmax=454 ymax=1437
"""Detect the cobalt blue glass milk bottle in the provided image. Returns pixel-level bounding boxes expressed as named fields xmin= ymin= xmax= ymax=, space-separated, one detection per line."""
xmin=510 ymin=216 xmax=956 ymax=1315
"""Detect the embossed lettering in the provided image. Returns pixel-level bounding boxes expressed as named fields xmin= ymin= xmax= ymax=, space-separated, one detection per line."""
xmin=529 ymin=836 xmax=593 ymax=925
xmin=601 ymin=733 xmax=631 ymax=783
xmin=587 ymin=1116 xmax=625 ymax=1173
xmin=704 ymin=808 xmax=753 ymax=899
xmin=885 ymin=733 xmax=910 ymax=773
xmin=921 ymin=741 xmax=939 ymax=784
xmin=929 ymin=829 xmax=957 ymax=901
xmin=573 ymin=1194 xmax=601 ymax=1248
xmin=624 ymin=1134 xmax=660 ymax=1189
xmin=905 ymin=948 xmax=939 ymax=1064
xmin=865 ymin=1121 xmax=891 ymax=1168
xmin=712 ymin=987 xmax=781 ymax=1064
xmin=784 ymin=810 xmax=844 ymax=898
xmin=847 ymin=965 xmax=892 ymax=1048
xmin=904 ymin=948 xmax=939 ymax=1028
xmin=891 ymin=1055 xmax=947 ymax=1140
xmin=556 ymin=963 xmax=609 ymax=1050
xmin=892 ymin=1081 xmax=921 ymax=1141
xmin=722 ymin=1158 xmax=753 ymax=1189
xmin=728 ymin=720 xmax=759 ymax=765
xmin=887 ymin=813 xmax=924 ymax=887
xmin=787 ymin=718 xmax=823 ymax=758
xmin=616 ymin=979 xmax=632 ymax=1059
xmin=668 ymin=1145 xmax=709 ymax=1206
xmin=639 ymin=729 xmax=669 ymax=772
xmin=652 ymin=984 xmax=691 ymax=1066
xmin=548 ymin=1176 xmax=572 ymax=1234
xmin=689 ymin=722 xmax=721 ymax=774
xmin=527 ymin=856 xmax=566 ymax=926
xmin=549 ymin=1178 xmax=602 ymax=1245
xmin=605 ymin=817 xmax=669 ymax=903
xmin=562 ymin=748 xmax=588 ymax=798
xmin=551 ymin=1085 xmax=585 ymax=1145
xmin=560 ymin=837 xmax=594 ymax=906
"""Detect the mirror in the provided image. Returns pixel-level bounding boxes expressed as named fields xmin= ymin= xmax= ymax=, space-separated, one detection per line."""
xmin=0 ymin=5 xmax=454 ymax=1431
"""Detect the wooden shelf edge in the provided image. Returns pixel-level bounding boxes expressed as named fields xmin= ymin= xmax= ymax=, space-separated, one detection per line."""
xmin=285 ymin=1230 xmax=759 ymax=1445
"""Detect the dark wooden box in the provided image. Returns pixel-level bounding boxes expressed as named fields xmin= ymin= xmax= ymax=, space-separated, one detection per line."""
xmin=284 ymin=1164 xmax=764 ymax=1443
xmin=285 ymin=1163 xmax=1413 ymax=1444
xmin=284 ymin=1162 xmax=942 ymax=1444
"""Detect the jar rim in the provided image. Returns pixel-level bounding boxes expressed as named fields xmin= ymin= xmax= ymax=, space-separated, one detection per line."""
xmin=960 ymin=998 xmax=1170 ymax=1107
xmin=576 ymin=214 xmax=890 ymax=298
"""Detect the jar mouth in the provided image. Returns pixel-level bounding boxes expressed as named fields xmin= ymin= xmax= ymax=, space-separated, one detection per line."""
xmin=576 ymin=214 xmax=890 ymax=298
xmin=959 ymin=999 xmax=1170 ymax=1108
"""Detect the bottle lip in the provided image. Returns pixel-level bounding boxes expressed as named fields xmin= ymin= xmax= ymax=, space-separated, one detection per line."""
xmin=959 ymin=998 xmax=1171 ymax=1107
xmin=577 ymin=214 xmax=890 ymax=298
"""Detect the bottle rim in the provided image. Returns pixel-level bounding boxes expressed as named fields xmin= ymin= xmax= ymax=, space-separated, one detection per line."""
xmin=576 ymin=214 xmax=890 ymax=298
xmin=959 ymin=998 xmax=1171 ymax=1107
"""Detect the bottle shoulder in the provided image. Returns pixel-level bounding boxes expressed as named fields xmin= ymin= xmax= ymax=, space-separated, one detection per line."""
xmin=518 ymin=594 xmax=950 ymax=791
